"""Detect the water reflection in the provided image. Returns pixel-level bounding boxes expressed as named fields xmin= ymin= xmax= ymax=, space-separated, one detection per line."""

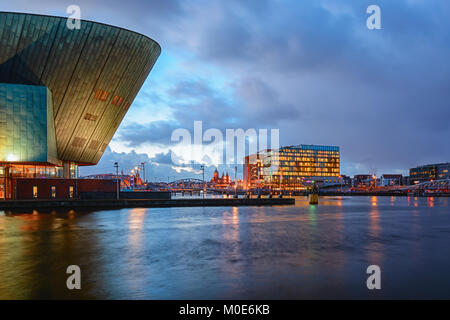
xmin=371 ymin=196 xmax=378 ymax=207
xmin=427 ymin=197 xmax=434 ymax=208
xmin=128 ymin=208 xmax=146 ymax=251
xmin=367 ymin=197 xmax=383 ymax=266
xmin=308 ymin=204 xmax=317 ymax=228
xmin=0 ymin=196 xmax=449 ymax=299
xmin=221 ymin=207 xmax=241 ymax=263
xmin=0 ymin=208 xmax=95 ymax=299
xmin=219 ymin=207 xmax=244 ymax=297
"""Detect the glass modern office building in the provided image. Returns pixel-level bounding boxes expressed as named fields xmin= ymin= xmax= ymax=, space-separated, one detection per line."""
xmin=243 ymin=145 xmax=340 ymax=191
xmin=0 ymin=12 xmax=160 ymax=199
xmin=409 ymin=163 xmax=450 ymax=183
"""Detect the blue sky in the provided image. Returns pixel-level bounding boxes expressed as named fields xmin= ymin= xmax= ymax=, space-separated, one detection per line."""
xmin=2 ymin=0 xmax=450 ymax=181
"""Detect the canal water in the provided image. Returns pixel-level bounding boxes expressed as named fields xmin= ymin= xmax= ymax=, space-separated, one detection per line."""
xmin=0 ymin=196 xmax=449 ymax=299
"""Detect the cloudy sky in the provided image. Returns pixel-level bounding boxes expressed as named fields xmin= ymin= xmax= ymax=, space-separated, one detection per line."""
xmin=2 ymin=0 xmax=449 ymax=181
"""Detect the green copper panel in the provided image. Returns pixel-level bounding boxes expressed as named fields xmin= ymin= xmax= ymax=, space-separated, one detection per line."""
xmin=0 ymin=12 xmax=161 ymax=165
xmin=0 ymin=83 xmax=58 ymax=164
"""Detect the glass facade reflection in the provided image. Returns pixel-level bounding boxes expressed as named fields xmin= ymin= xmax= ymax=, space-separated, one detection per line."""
xmin=0 ymin=83 xmax=58 ymax=164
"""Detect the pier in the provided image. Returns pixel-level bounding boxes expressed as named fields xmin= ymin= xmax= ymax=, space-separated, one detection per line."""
xmin=0 ymin=197 xmax=295 ymax=210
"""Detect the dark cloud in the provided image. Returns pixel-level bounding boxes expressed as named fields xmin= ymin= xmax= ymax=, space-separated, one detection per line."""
xmin=117 ymin=121 xmax=179 ymax=147
xmin=4 ymin=0 xmax=450 ymax=176
xmin=233 ymin=78 xmax=300 ymax=124
xmin=168 ymin=80 xmax=214 ymax=99
xmin=117 ymin=77 xmax=297 ymax=149
xmin=150 ymin=151 xmax=175 ymax=165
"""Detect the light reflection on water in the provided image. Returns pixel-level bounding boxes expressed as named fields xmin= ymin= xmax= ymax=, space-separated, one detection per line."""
xmin=0 ymin=196 xmax=449 ymax=299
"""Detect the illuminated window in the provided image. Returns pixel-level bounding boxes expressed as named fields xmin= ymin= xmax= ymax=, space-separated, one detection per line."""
xmin=94 ymin=89 xmax=109 ymax=101
xmin=94 ymin=89 xmax=102 ymax=99
xmin=51 ymin=186 xmax=56 ymax=199
xmin=33 ymin=186 xmax=38 ymax=199
xmin=69 ymin=186 xmax=74 ymax=199
xmin=100 ymin=91 xmax=109 ymax=101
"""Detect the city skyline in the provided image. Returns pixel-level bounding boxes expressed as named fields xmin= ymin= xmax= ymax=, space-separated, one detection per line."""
xmin=2 ymin=0 xmax=449 ymax=180
xmin=1 ymin=1 xmax=450 ymax=303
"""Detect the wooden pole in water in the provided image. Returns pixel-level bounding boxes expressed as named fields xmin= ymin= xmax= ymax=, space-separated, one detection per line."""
xmin=309 ymin=181 xmax=319 ymax=205
xmin=309 ymin=193 xmax=319 ymax=205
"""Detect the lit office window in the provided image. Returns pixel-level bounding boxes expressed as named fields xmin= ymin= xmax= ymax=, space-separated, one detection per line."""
xmin=51 ymin=186 xmax=56 ymax=198
xmin=33 ymin=186 xmax=38 ymax=199
xmin=69 ymin=186 xmax=74 ymax=199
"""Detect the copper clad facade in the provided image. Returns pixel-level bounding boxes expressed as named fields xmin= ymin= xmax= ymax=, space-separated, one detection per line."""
xmin=0 ymin=12 xmax=161 ymax=165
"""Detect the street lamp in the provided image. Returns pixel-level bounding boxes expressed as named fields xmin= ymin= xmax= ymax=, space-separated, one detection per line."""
xmin=234 ymin=165 xmax=238 ymax=198
xmin=114 ymin=162 xmax=120 ymax=200
xmin=200 ymin=165 xmax=205 ymax=200
xmin=141 ymin=162 xmax=146 ymax=183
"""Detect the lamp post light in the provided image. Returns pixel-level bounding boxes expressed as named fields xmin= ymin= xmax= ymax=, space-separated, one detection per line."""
xmin=200 ymin=165 xmax=205 ymax=200
xmin=234 ymin=165 xmax=238 ymax=198
xmin=114 ymin=162 xmax=119 ymax=200
xmin=141 ymin=162 xmax=146 ymax=183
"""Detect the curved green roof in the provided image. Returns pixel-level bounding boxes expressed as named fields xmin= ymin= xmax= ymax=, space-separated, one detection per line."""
xmin=0 ymin=12 xmax=161 ymax=165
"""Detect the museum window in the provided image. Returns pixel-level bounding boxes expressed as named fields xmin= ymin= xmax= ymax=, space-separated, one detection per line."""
xmin=94 ymin=89 xmax=109 ymax=101
xmin=94 ymin=89 xmax=102 ymax=99
xmin=100 ymin=91 xmax=109 ymax=101
xmin=84 ymin=113 xmax=98 ymax=121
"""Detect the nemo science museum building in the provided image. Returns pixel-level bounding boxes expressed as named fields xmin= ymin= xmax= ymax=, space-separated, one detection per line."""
xmin=0 ymin=12 xmax=160 ymax=200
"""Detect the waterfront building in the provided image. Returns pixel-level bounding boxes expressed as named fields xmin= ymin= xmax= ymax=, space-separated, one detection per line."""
xmin=210 ymin=168 xmax=232 ymax=188
xmin=352 ymin=174 xmax=373 ymax=188
xmin=402 ymin=176 xmax=412 ymax=186
xmin=379 ymin=174 xmax=403 ymax=186
xmin=341 ymin=174 xmax=352 ymax=186
xmin=82 ymin=173 xmax=142 ymax=190
xmin=0 ymin=12 xmax=160 ymax=199
xmin=243 ymin=145 xmax=340 ymax=191
xmin=409 ymin=163 xmax=450 ymax=184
